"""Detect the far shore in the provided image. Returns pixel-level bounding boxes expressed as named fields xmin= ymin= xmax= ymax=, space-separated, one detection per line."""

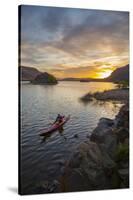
xmin=81 ymin=88 xmax=129 ymax=103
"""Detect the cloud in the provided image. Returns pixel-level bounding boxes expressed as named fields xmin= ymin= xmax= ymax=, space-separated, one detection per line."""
xmin=55 ymin=11 xmax=129 ymax=57
xmin=20 ymin=6 xmax=129 ymax=78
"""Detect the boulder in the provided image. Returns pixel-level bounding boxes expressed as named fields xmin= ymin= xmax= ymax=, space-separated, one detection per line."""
xmin=115 ymin=104 xmax=129 ymax=128
xmin=60 ymin=141 xmax=116 ymax=192
xmin=99 ymin=118 xmax=114 ymax=127
xmin=90 ymin=117 xmax=118 ymax=158
xmin=90 ymin=118 xmax=114 ymax=142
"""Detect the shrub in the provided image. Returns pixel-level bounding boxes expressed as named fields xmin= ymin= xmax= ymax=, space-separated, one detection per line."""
xmin=115 ymin=143 xmax=129 ymax=162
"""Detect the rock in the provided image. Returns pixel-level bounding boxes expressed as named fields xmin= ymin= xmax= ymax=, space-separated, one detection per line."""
xmin=114 ymin=127 xmax=129 ymax=143
xmin=36 ymin=181 xmax=49 ymax=193
xmin=90 ymin=117 xmax=114 ymax=144
xmin=58 ymin=160 xmax=65 ymax=166
xmin=61 ymin=168 xmax=91 ymax=192
xmin=49 ymin=180 xmax=60 ymax=192
xmin=90 ymin=117 xmax=118 ymax=158
xmin=68 ymin=151 xmax=82 ymax=168
xmin=90 ymin=127 xmax=112 ymax=143
xmin=119 ymin=168 xmax=129 ymax=178
xmin=99 ymin=118 xmax=114 ymax=127
xmin=124 ymin=138 xmax=129 ymax=145
xmin=103 ymin=133 xmax=117 ymax=158
xmin=60 ymin=166 xmax=65 ymax=175
xmin=98 ymin=144 xmax=116 ymax=170
xmin=37 ymin=180 xmax=60 ymax=193
xmin=80 ymin=93 xmax=93 ymax=101
xmin=118 ymin=168 xmax=129 ymax=187
xmin=115 ymin=104 xmax=129 ymax=128
xmin=61 ymin=141 xmax=117 ymax=192
xmin=74 ymin=134 xmax=78 ymax=138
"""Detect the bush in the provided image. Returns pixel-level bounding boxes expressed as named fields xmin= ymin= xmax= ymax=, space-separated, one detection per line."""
xmin=116 ymin=80 xmax=129 ymax=89
xmin=115 ymin=143 xmax=129 ymax=162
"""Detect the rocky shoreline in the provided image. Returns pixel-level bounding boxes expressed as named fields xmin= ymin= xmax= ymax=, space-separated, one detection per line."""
xmin=81 ymin=88 xmax=129 ymax=103
xmin=59 ymin=103 xmax=129 ymax=192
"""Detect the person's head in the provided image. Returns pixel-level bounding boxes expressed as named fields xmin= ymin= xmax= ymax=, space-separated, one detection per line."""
xmin=58 ymin=114 xmax=60 ymax=117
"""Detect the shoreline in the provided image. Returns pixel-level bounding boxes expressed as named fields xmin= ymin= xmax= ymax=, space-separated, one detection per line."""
xmin=80 ymin=88 xmax=129 ymax=103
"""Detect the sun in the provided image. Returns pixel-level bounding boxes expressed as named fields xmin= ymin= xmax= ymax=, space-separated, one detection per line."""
xmin=93 ymin=69 xmax=113 ymax=79
xmin=99 ymin=70 xmax=113 ymax=79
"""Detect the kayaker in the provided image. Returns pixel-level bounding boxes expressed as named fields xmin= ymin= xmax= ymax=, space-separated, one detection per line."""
xmin=55 ymin=114 xmax=63 ymax=124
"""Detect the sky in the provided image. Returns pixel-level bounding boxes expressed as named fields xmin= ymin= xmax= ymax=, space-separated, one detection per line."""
xmin=20 ymin=5 xmax=129 ymax=79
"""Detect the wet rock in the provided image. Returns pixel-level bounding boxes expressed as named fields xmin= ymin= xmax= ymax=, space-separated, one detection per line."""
xmin=74 ymin=134 xmax=78 ymax=138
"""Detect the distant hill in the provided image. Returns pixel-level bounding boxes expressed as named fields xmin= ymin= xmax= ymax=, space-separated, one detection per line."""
xmin=105 ymin=65 xmax=129 ymax=82
xmin=80 ymin=78 xmax=103 ymax=82
xmin=60 ymin=78 xmax=81 ymax=81
xmin=20 ymin=66 xmax=58 ymax=85
xmin=31 ymin=72 xmax=58 ymax=85
xmin=20 ymin=66 xmax=41 ymax=81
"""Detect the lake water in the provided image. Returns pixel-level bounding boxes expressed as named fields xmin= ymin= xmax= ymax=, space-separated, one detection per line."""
xmin=20 ymin=81 xmax=121 ymax=194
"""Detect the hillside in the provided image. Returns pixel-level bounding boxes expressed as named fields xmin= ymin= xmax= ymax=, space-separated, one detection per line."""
xmin=105 ymin=65 xmax=129 ymax=82
xmin=31 ymin=72 xmax=58 ymax=85
xmin=20 ymin=66 xmax=41 ymax=81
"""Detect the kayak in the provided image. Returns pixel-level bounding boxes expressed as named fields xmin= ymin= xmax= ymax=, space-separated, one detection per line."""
xmin=40 ymin=115 xmax=70 ymax=136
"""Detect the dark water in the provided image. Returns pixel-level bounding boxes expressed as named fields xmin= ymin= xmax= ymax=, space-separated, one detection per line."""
xmin=20 ymin=81 xmax=121 ymax=194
